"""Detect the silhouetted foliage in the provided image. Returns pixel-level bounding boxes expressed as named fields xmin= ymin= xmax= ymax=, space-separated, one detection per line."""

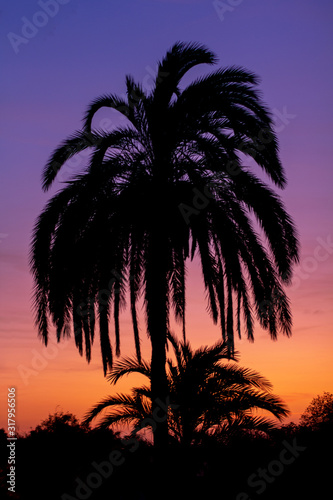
xmin=299 ymin=391 xmax=333 ymax=430
xmin=1 ymin=408 xmax=332 ymax=500
xmin=30 ymin=410 xmax=90 ymax=435
xmin=84 ymin=336 xmax=289 ymax=445
xmin=30 ymin=42 xmax=299 ymax=447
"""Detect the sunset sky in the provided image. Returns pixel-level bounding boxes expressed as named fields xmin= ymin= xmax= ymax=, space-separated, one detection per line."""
xmin=0 ymin=0 xmax=332 ymax=434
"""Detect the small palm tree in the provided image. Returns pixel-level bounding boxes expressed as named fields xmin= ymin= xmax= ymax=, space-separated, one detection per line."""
xmin=83 ymin=335 xmax=289 ymax=445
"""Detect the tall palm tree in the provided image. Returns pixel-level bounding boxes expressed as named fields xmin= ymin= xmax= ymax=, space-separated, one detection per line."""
xmin=30 ymin=42 xmax=298 ymax=447
xmin=83 ymin=335 xmax=289 ymax=445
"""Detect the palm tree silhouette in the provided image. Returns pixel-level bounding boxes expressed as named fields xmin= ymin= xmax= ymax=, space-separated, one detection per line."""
xmin=83 ymin=334 xmax=289 ymax=446
xmin=30 ymin=42 xmax=298 ymax=447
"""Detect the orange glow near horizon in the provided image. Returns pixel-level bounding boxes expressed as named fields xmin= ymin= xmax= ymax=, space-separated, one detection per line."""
xmin=1 ymin=252 xmax=332 ymax=435
xmin=1 ymin=1 xmax=332 ymax=439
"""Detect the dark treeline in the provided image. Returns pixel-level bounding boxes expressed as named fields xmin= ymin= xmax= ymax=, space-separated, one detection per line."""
xmin=1 ymin=412 xmax=332 ymax=500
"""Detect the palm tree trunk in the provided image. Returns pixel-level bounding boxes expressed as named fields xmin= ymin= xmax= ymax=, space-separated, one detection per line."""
xmin=151 ymin=323 xmax=169 ymax=448
xmin=146 ymin=225 xmax=169 ymax=449
xmin=182 ymin=413 xmax=192 ymax=447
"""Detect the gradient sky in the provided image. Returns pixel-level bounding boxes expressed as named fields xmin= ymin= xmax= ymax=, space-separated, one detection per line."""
xmin=0 ymin=0 xmax=332 ymax=434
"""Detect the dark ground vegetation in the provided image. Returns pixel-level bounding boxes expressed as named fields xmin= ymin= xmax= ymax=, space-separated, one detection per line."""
xmin=1 ymin=410 xmax=332 ymax=500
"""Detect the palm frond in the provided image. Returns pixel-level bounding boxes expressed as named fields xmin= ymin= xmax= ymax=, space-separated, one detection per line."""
xmin=153 ymin=41 xmax=217 ymax=107
xmin=83 ymin=392 xmax=150 ymax=429
xmin=107 ymin=356 xmax=151 ymax=385
xmin=42 ymin=131 xmax=103 ymax=191
xmin=170 ymin=248 xmax=186 ymax=340
xmin=98 ymin=295 xmax=112 ymax=376
xmin=83 ymin=94 xmax=130 ymax=132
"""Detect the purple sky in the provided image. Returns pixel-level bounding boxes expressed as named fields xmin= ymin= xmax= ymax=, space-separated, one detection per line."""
xmin=1 ymin=0 xmax=332 ymax=431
